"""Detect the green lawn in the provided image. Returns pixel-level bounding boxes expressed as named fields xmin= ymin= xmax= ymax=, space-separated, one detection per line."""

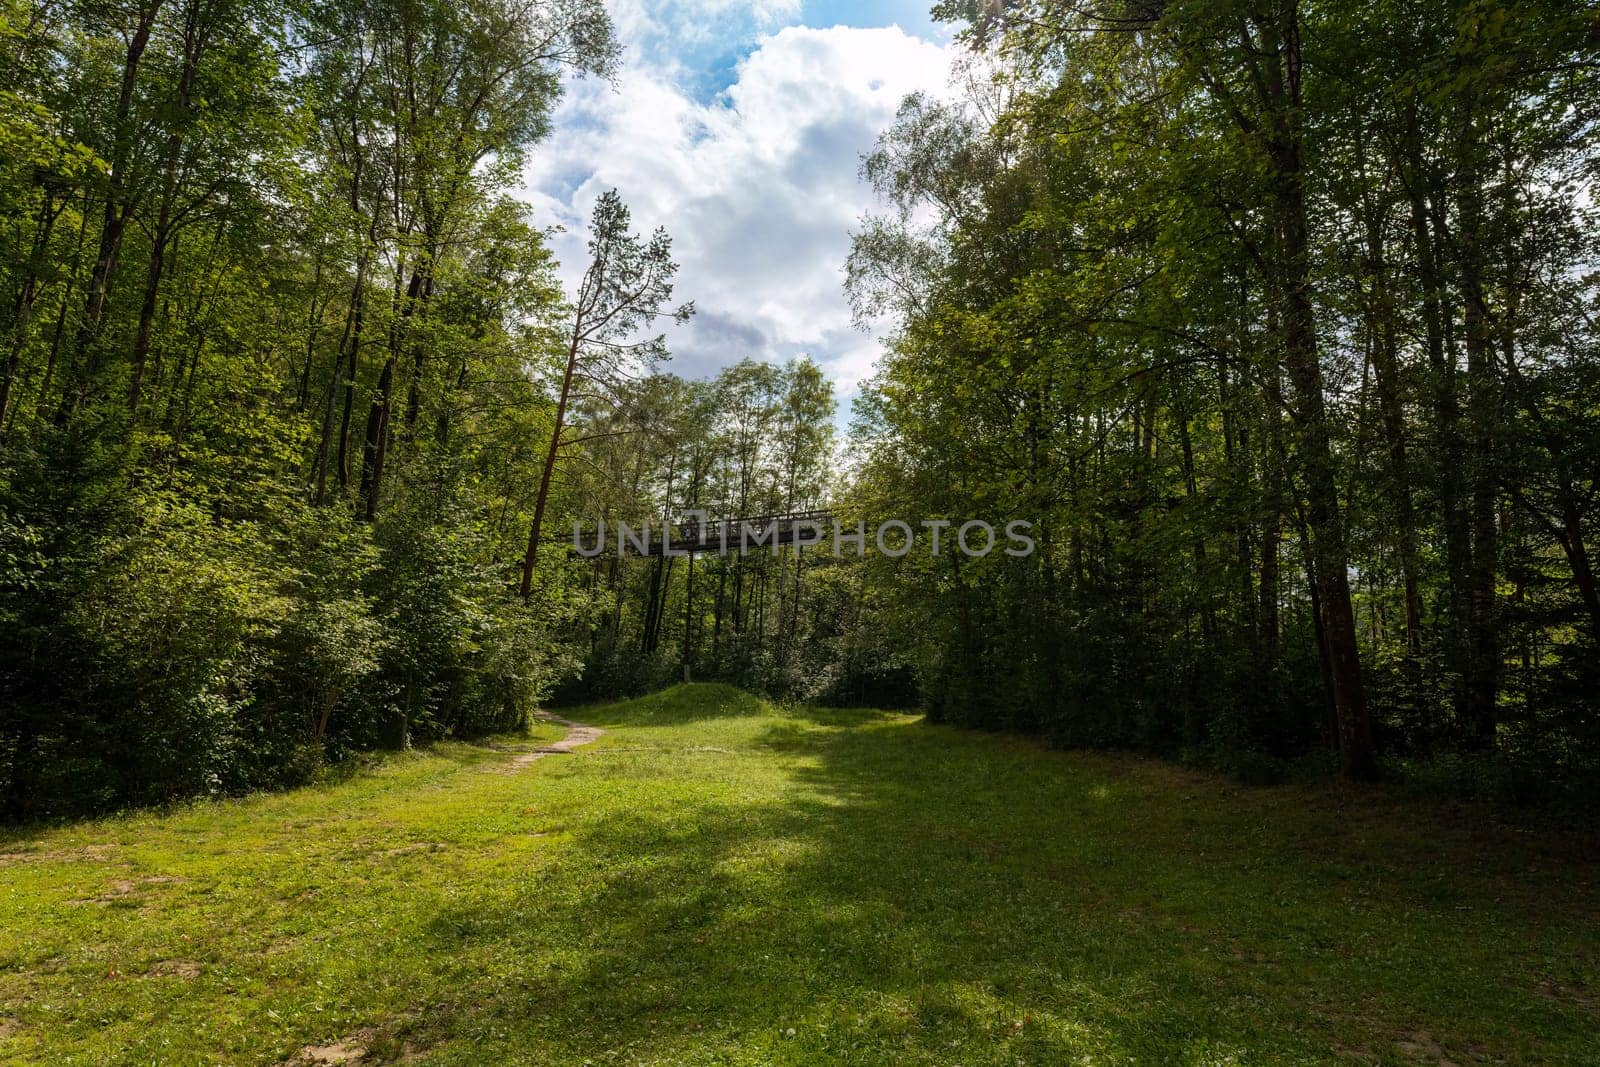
xmin=2 ymin=684 xmax=1597 ymax=1065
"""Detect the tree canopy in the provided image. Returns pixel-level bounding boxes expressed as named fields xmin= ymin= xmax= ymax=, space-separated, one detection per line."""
xmin=2 ymin=0 xmax=1599 ymax=818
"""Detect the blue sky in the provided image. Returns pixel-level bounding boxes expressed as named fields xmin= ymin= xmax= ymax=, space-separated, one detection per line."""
xmin=659 ymin=1 xmax=945 ymax=98
xmin=520 ymin=1 xmax=957 ymax=421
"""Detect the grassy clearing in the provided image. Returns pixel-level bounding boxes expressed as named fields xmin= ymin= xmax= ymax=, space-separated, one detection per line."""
xmin=2 ymin=684 xmax=1597 ymax=1065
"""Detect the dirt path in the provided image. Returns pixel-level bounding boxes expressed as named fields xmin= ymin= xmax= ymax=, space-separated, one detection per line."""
xmin=508 ymin=712 xmax=604 ymax=769
xmin=281 ymin=713 xmax=604 ymax=1064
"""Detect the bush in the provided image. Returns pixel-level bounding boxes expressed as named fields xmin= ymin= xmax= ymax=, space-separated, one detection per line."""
xmin=558 ymin=643 xmax=681 ymax=703
xmin=0 ymin=461 xmax=275 ymax=816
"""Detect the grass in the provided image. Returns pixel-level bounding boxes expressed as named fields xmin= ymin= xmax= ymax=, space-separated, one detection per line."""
xmin=2 ymin=683 xmax=1598 ymax=1065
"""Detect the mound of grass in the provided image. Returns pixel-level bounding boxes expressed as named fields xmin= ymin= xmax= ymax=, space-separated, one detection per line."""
xmin=2 ymin=684 xmax=1597 ymax=1064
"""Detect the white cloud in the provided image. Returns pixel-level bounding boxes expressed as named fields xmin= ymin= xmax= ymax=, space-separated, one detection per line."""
xmin=598 ymin=0 xmax=802 ymax=85
xmin=521 ymin=14 xmax=955 ymax=412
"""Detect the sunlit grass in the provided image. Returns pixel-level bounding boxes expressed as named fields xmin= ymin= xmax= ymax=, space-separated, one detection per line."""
xmin=2 ymin=683 xmax=1597 ymax=1063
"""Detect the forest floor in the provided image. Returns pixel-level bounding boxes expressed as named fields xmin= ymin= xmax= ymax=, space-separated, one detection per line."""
xmin=2 ymin=684 xmax=1598 ymax=1065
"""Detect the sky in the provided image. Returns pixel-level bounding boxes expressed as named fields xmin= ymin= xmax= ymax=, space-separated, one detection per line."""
xmin=519 ymin=0 xmax=959 ymax=423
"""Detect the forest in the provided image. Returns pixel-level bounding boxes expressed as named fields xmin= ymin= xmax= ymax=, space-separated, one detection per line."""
xmin=2 ymin=0 xmax=1599 ymax=824
xmin=4 ymin=0 xmax=1600 ymax=1062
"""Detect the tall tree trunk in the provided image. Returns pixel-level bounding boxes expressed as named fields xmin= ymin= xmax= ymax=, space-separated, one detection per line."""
xmin=34 ymin=195 xmax=94 ymax=424
xmin=334 ymin=67 xmax=377 ymax=488
xmin=130 ymin=0 xmax=209 ymax=418
xmin=1175 ymin=398 xmax=1215 ymax=643
xmin=1260 ymin=356 xmax=1285 ymax=657
xmin=712 ymin=558 xmax=726 ymax=657
xmin=1557 ymin=502 xmax=1600 ymax=647
xmin=0 ymin=192 xmax=60 ymax=432
xmin=520 ymin=316 xmax=582 ymax=598
xmin=402 ymin=268 xmax=437 ymax=437
xmin=1402 ymin=126 xmax=1474 ymax=723
xmin=128 ymin=214 xmax=173 ymax=417
xmin=1453 ymin=106 xmax=1500 ymax=748
xmin=359 ymin=263 xmax=424 ymax=520
xmin=160 ymin=224 xmax=224 ymax=431
xmin=641 ymin=553 xmax=664 ymax=653
xmin=312 ymin=273 xmax=361 ymax=503
xmin=297 ymin=243 xmax=328 ymax=412
xmin=336 ymin=247 xmax=372 ymax=489
xmin=1362 ymin=197 xmax=1424 ymax=658
xmin=56 ymin=0 xmax=165 ymax=421
xmin=683 ymin=548 xmax=697 ymax=669
xmin=1257 ymin=7 xmax=1375 ymax=778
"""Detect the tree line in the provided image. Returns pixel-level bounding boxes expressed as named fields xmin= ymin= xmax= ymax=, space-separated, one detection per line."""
xmin=4 ymin=0 xmax=1598 ymax=819
xmin=548 ymin=356 xmax=919 ymax=707
xmin=0 ymin=0 xmax=874 ymax=821
xmin=841 ymin=0 xmax=1600 ymax=797
xmin=0 ymin=0 xmax=638 ymax=818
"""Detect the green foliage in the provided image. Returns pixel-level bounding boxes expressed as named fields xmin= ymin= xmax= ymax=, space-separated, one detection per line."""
xmin=553 ymin=355 xmax=857 ymax=708
xmin=3 ymin=0 xmax=1598 ymax=816
xmin=837 ymin=0 xmax=1600 ymax=791
xmin=0 ymin=0 xmax=620 ymax=819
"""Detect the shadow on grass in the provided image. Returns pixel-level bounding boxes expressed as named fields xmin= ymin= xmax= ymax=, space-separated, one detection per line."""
xmin=402 ymin=703 xmax=1600 ymax=1064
